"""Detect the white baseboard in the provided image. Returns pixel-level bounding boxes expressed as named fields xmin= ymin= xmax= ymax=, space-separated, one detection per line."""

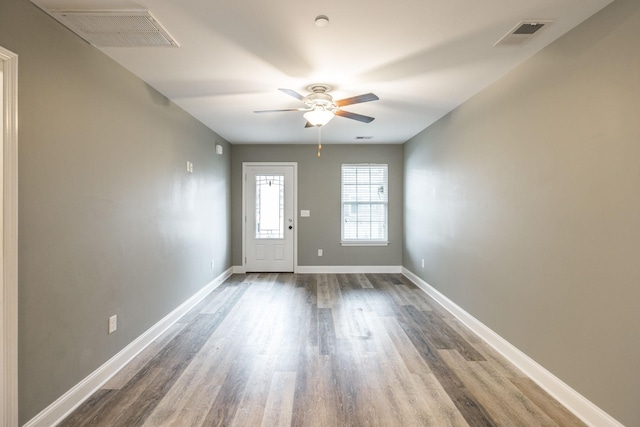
xmin=233 ymin=265 xmax=402 ymax=274
xmin=296 ymin=265 xmax=402 ymax=274
xmin=402 ymin=267 xmax=623 ymax=427
xmin=24 ymin=267 xmax=234 ymax=427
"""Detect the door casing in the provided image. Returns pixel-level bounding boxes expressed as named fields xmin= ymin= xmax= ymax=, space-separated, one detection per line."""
xmin=1 ymin=45 xmax=19 ymax=427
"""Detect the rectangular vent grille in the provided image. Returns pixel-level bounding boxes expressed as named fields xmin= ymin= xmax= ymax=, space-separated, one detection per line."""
xmin=48 ymin=10 xmax=179 ymax=48
xmin=495 ymin=20 xmax=553 ymax=46
xmin=355 ymin=136 xmax=374 ymax=140
xmin=513 ymin=23 xmax=546 ymax=35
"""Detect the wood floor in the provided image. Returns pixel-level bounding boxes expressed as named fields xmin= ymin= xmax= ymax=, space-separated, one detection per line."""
xmin=61 ymin=274 xmax=585 ymax=426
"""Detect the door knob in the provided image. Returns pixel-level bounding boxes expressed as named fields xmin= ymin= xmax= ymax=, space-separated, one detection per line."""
xmin=289 ymin=225 xmax=293 ymax=230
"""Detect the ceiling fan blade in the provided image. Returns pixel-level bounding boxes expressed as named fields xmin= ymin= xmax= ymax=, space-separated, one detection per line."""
xmin=254 ymin=108 xmax=306 ymax=113
xmin=335 ymin=109 xmax=375 ymax=123
xmin=278 ymin=88 xmax=306 ymax=101
xmin=305 ymin=121 xmax=315 ymax=128
xmin=335 ymin=93 xmax=379 ymax=107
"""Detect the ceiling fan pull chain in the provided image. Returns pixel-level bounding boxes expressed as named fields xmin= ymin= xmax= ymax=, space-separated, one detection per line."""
xmin=317 ymin=126 xmax=323 ymax=158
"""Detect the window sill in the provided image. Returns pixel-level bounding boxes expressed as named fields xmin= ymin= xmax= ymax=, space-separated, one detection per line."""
xmin=341 ymin=241 xmax=389 ymax=247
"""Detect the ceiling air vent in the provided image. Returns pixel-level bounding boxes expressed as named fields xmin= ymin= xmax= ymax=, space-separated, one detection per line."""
xmin=355 ymin=136 xmax=373 ymax=140
xmin=494 ymin=20 xmax=553 ymax=46
xmin=46 ymin=10 xmax=179 ymax=48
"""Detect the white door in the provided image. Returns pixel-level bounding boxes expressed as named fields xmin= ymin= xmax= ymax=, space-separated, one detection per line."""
xmin=243 ymin=163 xmax=296 ymax=272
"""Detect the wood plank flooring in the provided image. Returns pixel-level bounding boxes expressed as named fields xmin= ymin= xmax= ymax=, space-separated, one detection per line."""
xmin=60 ymin=274 xmax=585 ymax=426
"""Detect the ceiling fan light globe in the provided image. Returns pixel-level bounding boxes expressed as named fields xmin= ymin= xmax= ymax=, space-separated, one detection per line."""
xmin=303 ymin=109 xmax=334 ymax=126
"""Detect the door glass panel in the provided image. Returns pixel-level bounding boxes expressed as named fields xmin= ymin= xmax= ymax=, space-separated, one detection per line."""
xmin=255 ymin=174 xmax=284 ymax=239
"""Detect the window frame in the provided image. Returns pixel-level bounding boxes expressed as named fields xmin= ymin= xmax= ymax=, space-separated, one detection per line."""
xmin=340 ymin=163 xmax=389 ymax=246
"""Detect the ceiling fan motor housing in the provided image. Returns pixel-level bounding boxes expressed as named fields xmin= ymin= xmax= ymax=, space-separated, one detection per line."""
xmin=305 ymin=84 xmax=334 ymax=107
xmin=305 ymin=92 xmax=333 ymax=107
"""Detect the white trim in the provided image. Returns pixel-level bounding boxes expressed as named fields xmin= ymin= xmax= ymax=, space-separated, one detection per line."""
xmin=340 ymin=241 xmax=389 ymax=247
xmin=297 ymin=265 xmax=402 ymax=274
xmin=402 ymin=267 xmax=624 ymax=427
xmin=24 ymin=268 xmax=233 ymax=427
xmin=242 ymin=162 xmax=298 ymax=273
xmin=0 ymin=45 xmax=18 ymax=427
xmin=233 ymin=265 xmax=401 ymax=274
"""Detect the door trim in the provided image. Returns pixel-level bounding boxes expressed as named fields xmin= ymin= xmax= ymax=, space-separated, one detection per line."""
xmin=241 ymin=162 xmax=297 ymax=273
xmin=1 ymin=45 xmax=19 ymax=427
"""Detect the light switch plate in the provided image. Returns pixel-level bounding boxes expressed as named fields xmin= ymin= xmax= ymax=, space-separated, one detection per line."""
xmin=301 ymin=210 xmax=310 ymax=217
xmin=108 ymin=315 xmax=117 ymax=334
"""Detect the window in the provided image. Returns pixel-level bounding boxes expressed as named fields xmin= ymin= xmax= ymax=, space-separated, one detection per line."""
xmin=341 ymin=164 xmax=388 ymax=245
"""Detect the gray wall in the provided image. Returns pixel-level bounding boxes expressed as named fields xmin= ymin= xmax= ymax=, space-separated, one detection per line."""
xmin=231 ymin=145 xmax=402 ymax=267
xmin=0 ymin=1 xmax=232 ymax=422
xmin=403 ymin=0 xmax=640 ymax=424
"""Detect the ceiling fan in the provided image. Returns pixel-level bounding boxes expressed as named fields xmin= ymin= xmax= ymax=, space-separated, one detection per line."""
xmin=254 ymin=84 xmax=379 ymax=127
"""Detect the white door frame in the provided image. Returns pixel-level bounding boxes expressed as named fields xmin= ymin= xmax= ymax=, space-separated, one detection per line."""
xmin=0 ymin=45 xmax=19 ymax=427
xmin=242 ymin=162 xmax=297 ymax=273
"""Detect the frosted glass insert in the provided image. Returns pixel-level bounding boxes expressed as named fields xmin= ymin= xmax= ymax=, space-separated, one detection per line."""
xmin=255 ymin=174 xmax=284 ymax=239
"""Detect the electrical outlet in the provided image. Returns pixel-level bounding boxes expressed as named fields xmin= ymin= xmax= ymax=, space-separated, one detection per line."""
xmin=421 ymin=259 xmax=425 ymax=268
xmin=211 ymin=259 xmax=215 ymax=269
xmin=318 ymin=249 xmax=323 ymax=257
xmin=108 ymin=315 xmax=117 ymax=334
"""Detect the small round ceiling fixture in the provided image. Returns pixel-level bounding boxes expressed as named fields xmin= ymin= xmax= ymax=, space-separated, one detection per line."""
xmin=315 ymin=15 xmax=329 ymax=27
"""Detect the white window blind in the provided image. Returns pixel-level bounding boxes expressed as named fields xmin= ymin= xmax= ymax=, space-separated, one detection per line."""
xmin=341 ymin=164 xmax=388 ymax=244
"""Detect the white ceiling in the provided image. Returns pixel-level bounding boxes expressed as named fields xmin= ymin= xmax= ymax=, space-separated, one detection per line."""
xmin=32 ymin=0 xmax=612 ymax=145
